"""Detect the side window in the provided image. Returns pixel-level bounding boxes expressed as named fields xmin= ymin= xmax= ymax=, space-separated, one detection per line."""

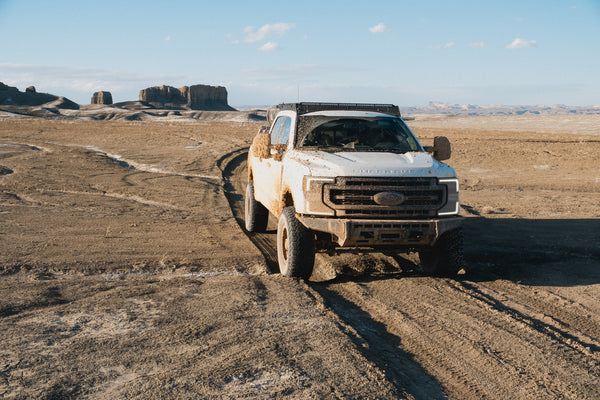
xmin=270 ymin=117 xmax=287 ymax=144
xmin=278 ymin=117 xmax=292 ymax=145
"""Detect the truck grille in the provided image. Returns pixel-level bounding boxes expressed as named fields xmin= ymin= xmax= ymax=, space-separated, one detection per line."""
xmin=323 ymin=177 xmax=446 ymax=218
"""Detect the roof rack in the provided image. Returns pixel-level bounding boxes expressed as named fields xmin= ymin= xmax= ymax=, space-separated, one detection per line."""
xmin=267 ymin=102 xmax=400 ymax=124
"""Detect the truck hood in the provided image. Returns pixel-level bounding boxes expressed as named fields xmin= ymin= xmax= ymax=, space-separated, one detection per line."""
xmin=289 ymin=150 xmax=457 ymax=178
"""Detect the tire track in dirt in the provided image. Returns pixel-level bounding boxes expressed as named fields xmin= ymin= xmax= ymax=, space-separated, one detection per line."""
xmin=0 ymin=140 xmax=264 ymax=275
xmin=85 ymin=146 xmax=223 ymax=182
xmin=222 ymin=150 xmax=600 ymax=399
xmin=36 ymin=189 xmax=188 ymax=211
xmin=220 ymin=149 xmax=279 ymax=272
xmin=321 ymin=278 xmax=600 ymax=399
xmin=77 ymin=147 xmax=222 ymax=219
xmin=311 ymin=279 xmax=493 ymax=399
xmin=89 ymin=145 xmax=263 ymax=272
xmin=449 ymin=279 xmax=600 ymax=358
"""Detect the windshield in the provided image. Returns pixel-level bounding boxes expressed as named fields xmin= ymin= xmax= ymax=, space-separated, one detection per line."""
xmin=297 ymin=116 xmax=422 ymax=153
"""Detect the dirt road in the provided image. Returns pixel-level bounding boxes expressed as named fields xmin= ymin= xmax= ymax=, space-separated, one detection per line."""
xmin=1 ymin=117 xmax=599 ymax=398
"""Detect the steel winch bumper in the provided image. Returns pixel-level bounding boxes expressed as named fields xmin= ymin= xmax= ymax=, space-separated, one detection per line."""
xmin=297 ymin=215 xmax=463 ymax=247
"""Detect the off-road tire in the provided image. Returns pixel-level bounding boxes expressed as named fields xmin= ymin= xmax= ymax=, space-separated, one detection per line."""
xmin=244 ymin=181 xmax=268 ymax=232
xmin=419 ymin=228 xmax=464 ymax=277
xmin=277 ymin=207 xmax=315 ymax=279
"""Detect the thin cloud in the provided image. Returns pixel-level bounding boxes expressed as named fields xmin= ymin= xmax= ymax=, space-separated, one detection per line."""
xmin=0 ymin=63 xmax=186 ymax=94
xmin=241 ymin=22 xmax=295 ymax=43
xmin=428 ymin=42 xmax=455 ymax=50
xmin=259 ymin=42 xmax=279 ymax=52
xmin=470 ymin=41 xmax=485 ymax=48
xmin=369 ymin=23 xmax=389 ymax=33
xmin=164 ymin=36 xmax=171 ymax=41
xmin=506 ymin=38 xmax=538 ymax=49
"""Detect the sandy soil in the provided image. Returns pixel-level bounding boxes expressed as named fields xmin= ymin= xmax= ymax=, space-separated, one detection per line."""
xmin=1 ymin=116 xmax=599 ymax=399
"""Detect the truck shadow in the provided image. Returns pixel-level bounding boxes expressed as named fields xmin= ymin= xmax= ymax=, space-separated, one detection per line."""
xmin=309 ymin=283 xmax=449 ymax=398
xmin=461 ymin=217 xmax=600 ymax=287
xmin=316 ymin=217 xmax=600 ymax=288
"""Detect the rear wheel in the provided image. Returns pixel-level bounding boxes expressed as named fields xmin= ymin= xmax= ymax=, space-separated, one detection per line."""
xmin=244 ymin=181 xmax=268 ymax=232
xmin=419 ymin=228 xmax=464 ymax=277
xmin=277 ymin=207 xmax=315 ymax=279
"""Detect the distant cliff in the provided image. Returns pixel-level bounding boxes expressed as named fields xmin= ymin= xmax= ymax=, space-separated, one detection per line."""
xmin=399 ymin=101 xmax=600 ymax=116
xmin=0 ymin=82 xmax=79 ymax=109
xmin=139 ymin=84 xmax=235 ymax=111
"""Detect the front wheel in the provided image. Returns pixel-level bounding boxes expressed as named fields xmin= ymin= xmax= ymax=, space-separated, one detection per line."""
xmin=277 ymin=207 xmax=315 ymax=279
xmin=419 ymin=228 xmax=464 ymax=277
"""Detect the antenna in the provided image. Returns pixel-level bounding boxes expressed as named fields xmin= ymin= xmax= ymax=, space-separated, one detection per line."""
xmin=297 ymin=84 xmax=300 ymax=102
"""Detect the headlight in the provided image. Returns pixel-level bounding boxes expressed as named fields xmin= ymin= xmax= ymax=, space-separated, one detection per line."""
xmin=437 ymin=178 xmax=460 ymax=216
xmin=302 ymin=176 xmax=335 ymax=216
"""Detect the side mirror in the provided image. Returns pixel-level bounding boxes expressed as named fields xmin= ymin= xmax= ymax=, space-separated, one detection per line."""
xmin=426 ymin=136 xmax=451 ymax=161
xmin=251 ymin=131 xmax=271 ymax=159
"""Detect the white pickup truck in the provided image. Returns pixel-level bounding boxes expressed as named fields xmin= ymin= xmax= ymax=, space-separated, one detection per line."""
xmin=245 ymin=102 xmax=463 ymax=278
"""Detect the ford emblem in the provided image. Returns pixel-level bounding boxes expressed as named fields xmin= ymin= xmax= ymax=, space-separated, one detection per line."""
xmin=373 ymin=191 xmax=406 ymax=206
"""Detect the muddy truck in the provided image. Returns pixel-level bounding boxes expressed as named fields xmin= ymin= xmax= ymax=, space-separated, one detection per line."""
xmin=245 ymin=102 xmax=463 ymax=278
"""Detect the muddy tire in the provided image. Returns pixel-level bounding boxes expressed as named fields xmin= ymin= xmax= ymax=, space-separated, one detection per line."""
xmin=419 ymin=228 xmax=464 ymax=277
xmin=244 ymin=181 xmax=268 ymax=232
xmin=277 ymin=207 xmax=315 ymax=279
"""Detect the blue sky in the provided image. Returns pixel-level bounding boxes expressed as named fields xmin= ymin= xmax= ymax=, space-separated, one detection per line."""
xmin=1 ymin=0 xmax=598 ymax=106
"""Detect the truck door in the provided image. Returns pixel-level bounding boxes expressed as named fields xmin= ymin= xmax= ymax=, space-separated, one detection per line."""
xmin=253 ymin=116 xmax=288 ymax=214
xmin=269 ymin=116 xmax=292 ymax=215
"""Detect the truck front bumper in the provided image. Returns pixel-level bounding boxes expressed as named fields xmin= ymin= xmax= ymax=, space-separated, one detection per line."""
xmin=297 ymin=215 xmax=463 ymax=247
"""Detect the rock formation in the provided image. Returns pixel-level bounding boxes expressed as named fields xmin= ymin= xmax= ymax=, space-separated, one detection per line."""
xmin=0 ymin=82 xmax=79 ymax=109
xmin=139 ymin=84 xmax=235 ymax=111
xmin=139 ymin=85 xmax=186 ymax=106
xmin=91 ymin=91 xmax=113 ymax=105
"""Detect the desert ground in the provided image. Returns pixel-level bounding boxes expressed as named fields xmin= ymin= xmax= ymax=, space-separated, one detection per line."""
xmin=1 ymin=113 xmax=599 ymax=399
